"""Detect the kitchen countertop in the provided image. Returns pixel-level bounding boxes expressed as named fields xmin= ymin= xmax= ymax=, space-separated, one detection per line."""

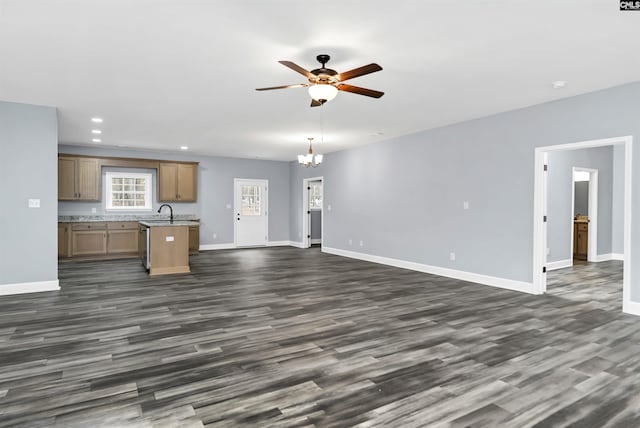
xmin=139 ymin=220 xmax=200 ymax=227
xmin=58 ymin=214 xmax=199 ymax=223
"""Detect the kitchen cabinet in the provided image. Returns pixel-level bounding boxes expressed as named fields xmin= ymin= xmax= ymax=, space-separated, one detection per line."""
xmin=58 ymin=223 xmax=70 ymax=257
xmin=72 ymin=223 xmax=108 ymax=256
xmin=158 ymin=162 xmax=197 ymax=202
xmin=573 ymin=221 xmax=588 ymax=261
xmin=189 ymin=225 xmax=199 ymax=254
xmin=58 ymin=156 xmax=100 ymax=201
xmin=107 ymin=222 xmax=139 ymax=254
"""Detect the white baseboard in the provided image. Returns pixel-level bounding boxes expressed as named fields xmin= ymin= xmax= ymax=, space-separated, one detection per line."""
xmin=311 ymin=239 xmax=321 ymax=245
xmin=322 ymin=247 xmax=536 ymax=294
xmin=547 ymin=259 xmax=572 ymax=271
xmin=199 ymin=243 xmax=236 ymax=251
xmin=594 ymin=253 xmax=624 ymax=262
xmin=623 ymin=299 xmax=640 ymax=316
xmin=200 ymin=241 xmax=306 ymax=251
xmin=0 ymin=280 xmax=60 ymax=296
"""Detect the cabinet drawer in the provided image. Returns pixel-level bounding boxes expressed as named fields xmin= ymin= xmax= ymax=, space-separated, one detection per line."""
xmin=71 ymin=222 xmax=107 ymax=231
xmin=107 ymin=221 xmax=139 ymax=230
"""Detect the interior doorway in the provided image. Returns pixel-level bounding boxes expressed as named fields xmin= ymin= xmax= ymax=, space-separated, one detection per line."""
xmin=234 ymin=178 xmax=268 ymax=247
xmin=532 ymin=136 xmax=632 ymax=314
xmin=570 ymin=167 xmax=598 ymax=263
xmin=302 ymin=177 xmax=323 ymax=249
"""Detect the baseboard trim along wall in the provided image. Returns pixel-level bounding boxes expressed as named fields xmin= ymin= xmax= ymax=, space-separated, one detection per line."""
xmin=595 ymin=253 xmax=624 ymax=262
xmin=0 ymin=280 xmax=60 ymax=296
xmin=322 ymin=247 xmax=536 ymax=295
xmin=547 ymin=259 xmax=573 ymax=271
xmin=623 ymin=300 xmax=640 ymax=316
xmin=200 ymin=241 xmax=305 ymax=251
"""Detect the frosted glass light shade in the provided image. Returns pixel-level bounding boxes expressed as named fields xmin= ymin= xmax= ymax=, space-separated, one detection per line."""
xmin=298 ymin=155 xmax=305 ymax=164
xmin=314 ymin=154 xmax=323 ymax=164
xmin=308 ymin=84 xmax=338 ymax=102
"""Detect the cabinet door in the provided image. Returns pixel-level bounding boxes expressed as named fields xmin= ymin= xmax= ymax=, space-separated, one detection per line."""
xmin=58 ymin=223 xmax=69 ymax=257
xmin=159 ymin=163 xmax=179 ymax=201
xmin=189 ymin=226 xmax=199 ymax=254
xmin=58 ymin=157 xmax=77 ymax=200
xmin=107 ymin=229 xmax=139 ymax=254
xmin=72 ymin=230 xmax=107 ymax=256
xmin=77 ymin=158 xmax=100 ymax=201
xmin=177 ymin=164 xmax=197 ymax=202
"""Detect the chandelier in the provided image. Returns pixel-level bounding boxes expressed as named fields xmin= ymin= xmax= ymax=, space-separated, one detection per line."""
xmin=298 ymin=137 xmax=323 ymax=167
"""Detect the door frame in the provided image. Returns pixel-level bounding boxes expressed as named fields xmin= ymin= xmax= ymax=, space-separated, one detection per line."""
xmin=532 ymin=135 xmax=632 ymax=314
xmin=233 ymin=178 xmax=269 ymax=247
xmin=302 ymin=176 xmax=323 ymax=249
xmin=570 ymin=167 xmax=598 ymax=263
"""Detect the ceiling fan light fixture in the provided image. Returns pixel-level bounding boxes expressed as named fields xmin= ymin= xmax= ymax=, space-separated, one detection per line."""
xmin=308 ymin=84 xmax=338 ymax=102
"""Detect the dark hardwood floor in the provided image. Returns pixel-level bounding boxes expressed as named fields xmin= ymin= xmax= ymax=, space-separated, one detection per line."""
xmin=0 ymin=248 xmax=635 ymax=427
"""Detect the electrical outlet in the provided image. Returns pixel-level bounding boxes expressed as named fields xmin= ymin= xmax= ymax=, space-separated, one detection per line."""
xmin=450 ymin=252 xmax=456 ymax=261
xmin=28 ymin=199 xmax=40 ymax=208
xmin=165 ymin=236 xmax=175 ymax=242
xmin=213 ymin=233 xmax=217 ymax=239
xmin=91 ymin=207 xmax=97 ymax=213
xmin=463 ymin=201 xmax=469 ymax=210
xmin=359 ymin=240 xmax=364 ymax=247
xmin=546 ymin=248 xmax=550 ymax=255
xmin=327 ymin=204 xmax=332 ymax=211
xmin=348 ymin=239 xmax=353 ymax=245
xmin=226 ymin=203 xmax=231 ymax=209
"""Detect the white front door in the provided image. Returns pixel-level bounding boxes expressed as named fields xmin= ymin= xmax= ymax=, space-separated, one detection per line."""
xmin=235 ymin=179 xmax=268 ymax=247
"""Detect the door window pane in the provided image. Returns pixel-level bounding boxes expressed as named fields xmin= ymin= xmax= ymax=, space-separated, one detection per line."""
xmin=241 ymin=184 xmax=261 ymax=216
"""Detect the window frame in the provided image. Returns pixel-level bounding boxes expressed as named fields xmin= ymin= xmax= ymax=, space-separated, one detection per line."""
xmin=309 ymin=182 xmax=323 ymax=210
xmin=105 ymin=171 xmax=153 ymax=211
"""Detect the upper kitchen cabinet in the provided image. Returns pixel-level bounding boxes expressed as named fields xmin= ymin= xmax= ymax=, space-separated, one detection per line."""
xmin=58 ymin=156 xmax=100 ymax=201
xmin=158 ymin=162 xmax=197 ymax=202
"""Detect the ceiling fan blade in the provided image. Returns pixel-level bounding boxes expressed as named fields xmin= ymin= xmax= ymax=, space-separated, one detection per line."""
xmin=336 ymin=63 xmax=382 ymax=82
xmin=279 ymin=61 xmax=314 ymax=79
xmin=255 ymin=83 xmax=308 ymax=91
xmin=337 ymin=83 xmax=384 ymax=98
xmin=310 ymin=99 xmax=324 ymax=107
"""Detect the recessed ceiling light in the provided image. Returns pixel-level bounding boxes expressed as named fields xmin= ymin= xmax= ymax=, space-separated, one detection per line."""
xmin=180 ymin=146 xmax=189 ymax=150
xmin=91 ymin=117 xmax=103 ymax=123
xmin=92 ymin=138 xmax=102 ymax=143
xmin=552 ymin=81 xmax=567 ymax=89
xmin=91 ymin=129 xmax=102 ymax=134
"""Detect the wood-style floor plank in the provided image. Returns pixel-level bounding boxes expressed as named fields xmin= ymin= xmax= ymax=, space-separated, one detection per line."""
xmin=0 ymin=248 xmax=634 ymax=427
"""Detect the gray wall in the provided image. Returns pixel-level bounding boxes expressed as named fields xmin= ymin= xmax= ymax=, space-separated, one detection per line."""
xmin=612 ymin=145 xmax=625 ymax=255
xmin=547 ymin=147 xmax=613 ymax=263
xmin=0 ymin=101 xmax=58 ymax=286
xmin=289 ymin=81 xmax=640 ymax=301
xmin=574 ymin=181 xmax=589 ymax=217
xmin=58 ymin=145 xmax=290 ymax=245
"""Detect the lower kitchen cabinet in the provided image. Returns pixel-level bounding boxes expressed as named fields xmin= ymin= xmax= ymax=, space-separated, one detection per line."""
xmin=72 ymin=230 xmax=108 ymax=256
xmin=189 ymin=225 xmax=199 ymax=254
xmin=107 ymin=222 xmax=139 ymax=254
xmin=58 ymin=223 xmax=70 ymax=257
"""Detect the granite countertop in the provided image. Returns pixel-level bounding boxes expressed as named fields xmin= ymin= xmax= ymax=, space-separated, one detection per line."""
xmin=139 ymin=220 xmax=200 ymax=227
xmin=58 ymin=214 xmax=199 ymax=223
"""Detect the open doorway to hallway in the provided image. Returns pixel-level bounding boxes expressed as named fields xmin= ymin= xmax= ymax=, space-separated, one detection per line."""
xmin=533 ymin=136 xmax=631 ymax=313
xmin=302 ymin=177 xmax=323 ymax=249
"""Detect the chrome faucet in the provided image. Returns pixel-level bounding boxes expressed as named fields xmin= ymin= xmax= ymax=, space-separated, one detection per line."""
xmin=157 ymin=204 xmax=174 ymax=223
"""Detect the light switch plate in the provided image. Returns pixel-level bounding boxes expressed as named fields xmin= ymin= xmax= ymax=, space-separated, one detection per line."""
xmin=226 ymin=203 xmax=231 ymax=209
xmin=327 ymin=204 xmax=332 ymax=211
xmin=165 ymin=236 xmax=174 ymax=242
xmin=28 ymin=199 xmax=40 ymax=208
xmin=91 ymin=207 xmax=97 ymax=213
xmin=463 ymin=201 xmax=469 ymax=210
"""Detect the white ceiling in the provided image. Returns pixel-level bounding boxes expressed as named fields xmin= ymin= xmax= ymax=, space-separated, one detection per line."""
xmin=1 ymin=0 xmax=639 ymax=161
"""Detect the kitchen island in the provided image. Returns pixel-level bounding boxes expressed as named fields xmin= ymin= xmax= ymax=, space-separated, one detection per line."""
xmin=139 ymin=220 xmax=200 ymax=276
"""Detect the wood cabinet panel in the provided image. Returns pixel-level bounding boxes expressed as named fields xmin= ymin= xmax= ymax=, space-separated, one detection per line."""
xmin=58 ymin=158 xmax=77 ymax=200
xmin=573 ymin=222 xmax=588 ymax=261
xmin=189 ymin=226 xmax=199 ymax=254
xmin=58 ymin=156 xmax=100 ymax=201
xmin=107 ymin=222 xmax=139 ymax=230
xmin=107 ymin=229 xmax=139 ymax=254
xmin=71 ymin=223 xmax=107 ymax=231
xmin=58 ymin=223 xmax=70 ymax=257
xmin=72 ymin=230 xmax=108 ymax=256
xmin=159 ymin=162 xmax=197 ymax=202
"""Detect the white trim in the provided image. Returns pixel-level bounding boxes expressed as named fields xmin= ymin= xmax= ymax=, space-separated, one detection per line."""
xmin=611 ymin=253 xmax=625 ymax=261
xmin=533 ymin=135 xmax=633 ymax=315
xmin=105 ymin=171 xmax=153 ymax=211
xmin=199 ymin=243 xmax=235 ymax=251
xmin=623 ymin=300 xmax=640 ymax=316
xmin=547 ymin=259 xmax=573 ymax=271
xmin=266 ymin=241 xmax=291 ymax=247
xmin=0 ymin=280 xmax=60 ymax=296
xmin=593 ymin=253 xmax=625 ymax=262
xmin=323 ymin=247 xmax=535 ymax=295
xmin=288 ymin=241 xmax=306 ymax=249
xmin=311 ymin=238 xmax=321 ymax=245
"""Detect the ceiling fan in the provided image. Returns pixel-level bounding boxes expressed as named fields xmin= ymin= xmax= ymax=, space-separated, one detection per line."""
xmin=256 ymin=54 xmax=384 ymax=107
